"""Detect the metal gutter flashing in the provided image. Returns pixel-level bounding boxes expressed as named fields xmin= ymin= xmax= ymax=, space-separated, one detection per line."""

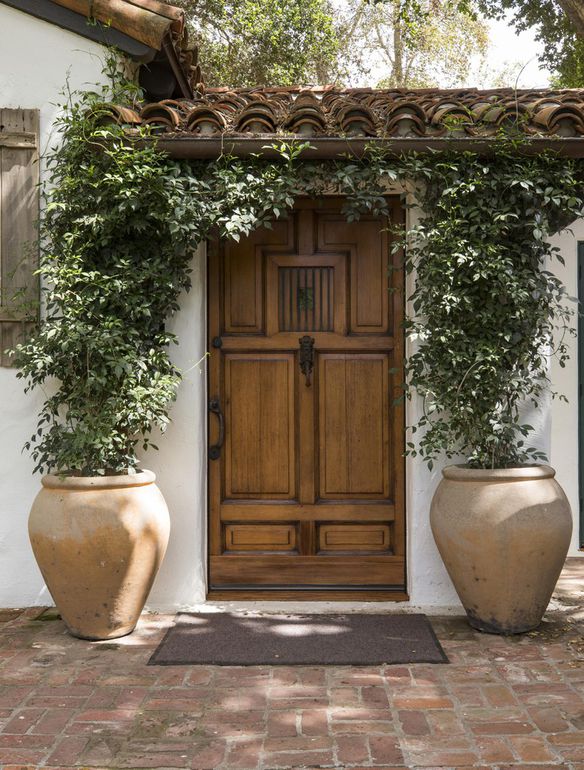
xmin=151 ymin=135 xmax=584 ymax=160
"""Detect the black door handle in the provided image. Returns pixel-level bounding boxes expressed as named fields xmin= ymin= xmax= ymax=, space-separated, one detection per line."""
xmin=208 ymin=398 xmax=224 ymax=460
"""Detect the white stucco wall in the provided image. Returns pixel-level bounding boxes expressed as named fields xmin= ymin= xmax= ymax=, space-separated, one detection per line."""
xmin=550 ymin=218 xmax=584 ymax=557
xmin=402 ymin=204 xmax=459 ymax=608
xmin=0 ymin=4 xmax=113 ymax=606
xmin=0 ymin=3 xmax=580 ymax=611
xmin=0 ymin=1 xmax=211 ymax=609
xmin=142 ymin=247 xmax=208 ymax=607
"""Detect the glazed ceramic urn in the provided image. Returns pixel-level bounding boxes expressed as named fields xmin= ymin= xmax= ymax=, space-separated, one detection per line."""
xmin=28 ymin=471 xmax=170 ymax=640
xmin=430 ymin=465 xmax=572 ymax=634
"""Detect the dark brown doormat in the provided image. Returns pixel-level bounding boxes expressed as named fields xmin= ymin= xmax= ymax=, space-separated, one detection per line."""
xmin=148 ymin=613 xmax=448 ymax=666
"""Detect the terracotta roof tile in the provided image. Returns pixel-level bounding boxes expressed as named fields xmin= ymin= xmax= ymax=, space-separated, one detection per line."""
xmin=186 ymin=105 xmax=227 ymax=135
xmin=106 ymin=87 xmax=584 ymax=140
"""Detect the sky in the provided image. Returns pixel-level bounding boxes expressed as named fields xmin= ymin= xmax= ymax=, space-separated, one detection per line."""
xmin=486 ymin=15 xmax=551 ymax=88
xmin=331 ymin=0 xmax=553 ymax=90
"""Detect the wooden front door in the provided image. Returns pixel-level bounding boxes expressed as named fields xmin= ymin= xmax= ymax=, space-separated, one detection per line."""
xmin=208 ymin=198 xmax=405 ymax=599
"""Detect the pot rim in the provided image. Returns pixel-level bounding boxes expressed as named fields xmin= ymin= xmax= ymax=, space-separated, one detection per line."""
xmin=41 ymin=470 xmax=156 ymax=490
xmin=442 ymin=464 xmax=555 ymax=482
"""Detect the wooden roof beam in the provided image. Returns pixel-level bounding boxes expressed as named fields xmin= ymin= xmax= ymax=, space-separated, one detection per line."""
xmin=50 ymin=0 xmax=183 ymax=50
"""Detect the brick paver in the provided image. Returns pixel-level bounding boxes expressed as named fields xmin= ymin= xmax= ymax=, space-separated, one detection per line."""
xmin=0 ymin=562 xmax=583 ymax=769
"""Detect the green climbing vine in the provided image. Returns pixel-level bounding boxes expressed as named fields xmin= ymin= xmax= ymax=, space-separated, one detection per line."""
xmin=12 ymin=66 xmax=584 ymax=474
xmin=398 ymin=146 xmax=584 ymax=469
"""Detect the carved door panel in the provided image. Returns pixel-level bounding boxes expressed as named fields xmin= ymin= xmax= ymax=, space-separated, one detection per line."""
xmin=208 ymin=198 xmax=405 ymax=599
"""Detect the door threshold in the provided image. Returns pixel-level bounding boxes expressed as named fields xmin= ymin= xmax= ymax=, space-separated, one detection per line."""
xmin=207 ymin=589 xmax=409 ymax=602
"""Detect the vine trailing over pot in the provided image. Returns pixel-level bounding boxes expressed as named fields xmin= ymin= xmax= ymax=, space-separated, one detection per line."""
xmin=12 ymin=60 xmax=584 ymax=476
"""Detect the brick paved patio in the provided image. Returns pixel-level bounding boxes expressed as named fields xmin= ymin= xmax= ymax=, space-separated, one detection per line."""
xmin=1 ymin=560 xmax=584 ymax=770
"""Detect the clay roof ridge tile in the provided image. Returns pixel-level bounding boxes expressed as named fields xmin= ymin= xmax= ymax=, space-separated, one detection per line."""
xmin=236 ymin=101 xmax=279 ymax=134
xmin=533 ymin=103 xmax=584 ymax=134
xmin=111 ymin=86 xmax=584 ymax=141
xmin=185 ymin=105 xmax=227 ymax=135
xmin=140 ymin=102 xmax=181 ymax=130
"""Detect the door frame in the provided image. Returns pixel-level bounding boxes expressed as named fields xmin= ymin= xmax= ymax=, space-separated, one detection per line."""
xmin=578 ymin=241 xmax=584 ymax=548
xmin=205 ymin=195 xmax=407 ymax=600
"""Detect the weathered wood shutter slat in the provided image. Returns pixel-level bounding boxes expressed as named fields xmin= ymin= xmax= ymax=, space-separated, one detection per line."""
xmin=0 ymin=108 xmax=40 ymax=367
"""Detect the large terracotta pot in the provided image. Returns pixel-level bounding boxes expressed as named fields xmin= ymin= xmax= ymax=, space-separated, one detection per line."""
xmin=430 ymin=465 xmax=572 ymax=634
xmin=28 ymin=471 xmax=170 ymax=640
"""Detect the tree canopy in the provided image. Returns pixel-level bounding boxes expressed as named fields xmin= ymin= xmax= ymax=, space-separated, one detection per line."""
xmin=171 ymin=0 xmax=489 ymax=88
xmin=168 ymin=0 xmax=584 ymax=88
xmin=476 ymin=0 xmax=584 ymax=85
xmin=337 ymin=0 xmax=488 ymax=88
xmin=390 ymin=0 xmax=584 ymax=86
xmin=174 ymin=0 xmax=340 ymax=87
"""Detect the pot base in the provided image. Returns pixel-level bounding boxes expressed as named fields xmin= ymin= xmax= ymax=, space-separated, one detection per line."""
xmin=66 ymin=624 xmax=136 ymax=642
xmin=467 ymin=612 xmax=539 ymax=636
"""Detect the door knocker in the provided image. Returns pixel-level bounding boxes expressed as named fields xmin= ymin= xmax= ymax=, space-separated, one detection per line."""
xmin=299 ymin=335 xmax=315 ymax=387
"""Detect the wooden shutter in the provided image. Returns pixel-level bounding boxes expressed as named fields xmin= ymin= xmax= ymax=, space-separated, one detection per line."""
xmin=0 ymin=108 xmax=40 ymax=367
